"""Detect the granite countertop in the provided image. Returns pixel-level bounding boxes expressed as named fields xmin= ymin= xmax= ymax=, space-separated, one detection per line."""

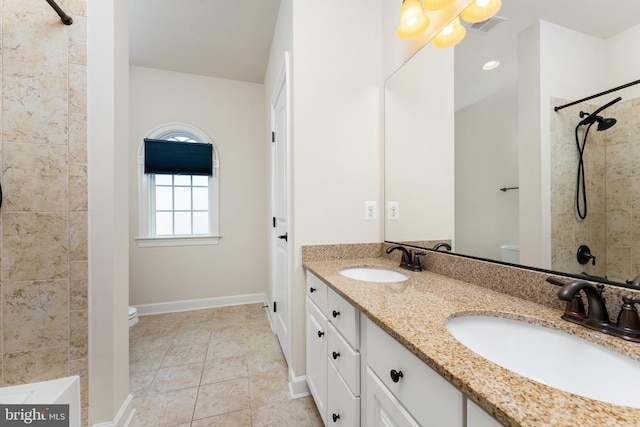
xmin=303 ymin=257 xmax=640 ymax=427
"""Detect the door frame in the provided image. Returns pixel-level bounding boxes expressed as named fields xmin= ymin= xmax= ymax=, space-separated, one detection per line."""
xmin=270 ymin=51 xmax=293 ymax=365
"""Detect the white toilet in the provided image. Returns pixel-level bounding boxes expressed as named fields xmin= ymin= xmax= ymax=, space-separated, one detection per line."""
xmin=128 ymin=306 xmax=139 ymax=327
xmin=500 ymin=244 xmax=520 ymax=264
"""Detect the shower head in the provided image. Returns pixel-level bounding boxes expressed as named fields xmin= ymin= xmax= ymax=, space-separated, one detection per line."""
xmin=577 ymin=96 xmax=622 ymax=127
xmin=578 ymin=111 xmax=617 ymax=131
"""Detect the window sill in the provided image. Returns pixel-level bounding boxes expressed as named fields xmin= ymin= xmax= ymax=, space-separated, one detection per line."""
xmin=136 ymin=235 xmax=221 ymax=248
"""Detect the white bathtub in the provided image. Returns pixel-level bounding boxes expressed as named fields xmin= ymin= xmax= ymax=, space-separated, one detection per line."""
xmin=0 ymin=376 xmax=80 ymax=427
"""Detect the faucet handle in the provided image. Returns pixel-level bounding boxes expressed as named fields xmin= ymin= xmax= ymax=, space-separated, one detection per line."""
xmin=565 ymin=293 xmax=586 ymax=317
xmin=412 ymin=252 xmax=426 ymax=270
xmin=617 ymin=295 xmax=640 ymax=331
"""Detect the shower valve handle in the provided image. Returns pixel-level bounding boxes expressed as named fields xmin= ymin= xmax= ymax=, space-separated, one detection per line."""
xmin=577 ymin=245 xmax=596 ymax=266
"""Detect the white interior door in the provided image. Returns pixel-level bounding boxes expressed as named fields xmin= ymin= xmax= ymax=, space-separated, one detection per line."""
xmin=271 ymin=53 xmax=291 ymax=365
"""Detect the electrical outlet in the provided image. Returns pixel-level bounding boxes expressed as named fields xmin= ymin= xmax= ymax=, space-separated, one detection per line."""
xmin=388 ymin=201 xmax=400 ymax=220
xmin=364 ymin=201 xmax=377 ymax=221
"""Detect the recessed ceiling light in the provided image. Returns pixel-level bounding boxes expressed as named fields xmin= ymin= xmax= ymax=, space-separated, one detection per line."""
xmin=482 ymin=60 xmax=500 ymax=71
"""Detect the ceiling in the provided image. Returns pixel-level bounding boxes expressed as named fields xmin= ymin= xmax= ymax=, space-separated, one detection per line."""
xmin=129 ymin=0 xmax=281 ymax=84
xmin=454 ymin=0 xmax=640 ymax=110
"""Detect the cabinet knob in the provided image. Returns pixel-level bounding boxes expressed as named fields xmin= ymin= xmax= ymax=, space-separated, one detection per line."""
xmin=332 ymin=413 xmax=340 ymax=422
xmin=310 ymin=287 xmax=316 ymax=293
xmin=390 ymin=369 xmax=404 ymax=383
xmin=317 ymin=330 xmax=325 ymax=338
xmin=332 ymin=310 xmax=340 ymax=318
xmin=332 ymin=351 xmax=341 ymax=360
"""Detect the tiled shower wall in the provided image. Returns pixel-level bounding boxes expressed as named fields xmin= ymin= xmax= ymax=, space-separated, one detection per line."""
xmin=0 ymin=0 xmax=88 ymax=422
xmin=551 ymin=96 xmax=640 ymax=283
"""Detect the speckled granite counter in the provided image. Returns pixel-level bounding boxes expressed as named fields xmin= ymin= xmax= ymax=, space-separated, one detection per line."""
xmin=303 ymin=256 xmax=640 ymax=427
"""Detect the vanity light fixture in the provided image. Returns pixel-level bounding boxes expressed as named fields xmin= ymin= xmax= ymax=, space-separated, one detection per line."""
xmin=432 ymin=16 xmax=466 ymax=48
xmin=421 ymin=0 xmax=456 ymax=11
xmin=482 ymin=60 xmax=500 ymax=70
xmin=460 ymin=0 xmax=502 ymax=24
xmin=397 ymin=0 xmax=430 ymax=39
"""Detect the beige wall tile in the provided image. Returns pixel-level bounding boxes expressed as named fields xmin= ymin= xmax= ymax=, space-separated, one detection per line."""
xmin=2 ymin=0 xmax=67 ymax=79
xmin=68 ymin=0 xmax=87 ymax=17
xmin=69 ymin=64 xmax=87 ymax=114
xmin=2 ymin=213 xmax=68 ymax=281
xmin=605 ymin=177 xmax=632 ymax=213
xmin=2 ymin=75 xmax=67 ymax=144
xmin=2 ymin=142 xmax=68 ymax=212
xmin=69 ymin=212 xmax=87 ymax=261
xmin=3 ymin=279 xmax=69 ymax=352
xmin=3 ymin=346 xmax=69 ymax=386
xmin=606 ymin=212 xmax=632 ymax=247
xmin=69 ymin=15 xmax=87 ymax=65
xmin=69 ymin=114 xmax=87 ymax=162
xmin=69 ymin=260 xmax=88 ymax=310
xmin=69 ymin=309 xmax=87 ymax=360
xmin=69 ymin=162 xmax=88 ymax=211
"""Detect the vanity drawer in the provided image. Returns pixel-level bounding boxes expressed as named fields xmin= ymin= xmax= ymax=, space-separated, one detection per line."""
xmin=328 ymin=323 xmax=360 ymax=396
xmin=307 ymin=271 xmax=328 ymax=314
xmin=327 ymin=358 xmax=360 ymax=427
xmin=328 ymin=288 xmax=360 ymax=349
xmin=366 ymin=318 xmax=464 ymax=427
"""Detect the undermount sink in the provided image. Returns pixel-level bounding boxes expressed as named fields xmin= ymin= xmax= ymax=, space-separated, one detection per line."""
xmin=339 ymin=267 xmax=408 ymax=283
xmin=446 ymin=315 xmax=640 ymax=408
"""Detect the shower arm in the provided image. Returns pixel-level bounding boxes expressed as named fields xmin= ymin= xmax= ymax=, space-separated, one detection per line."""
xmin=577 ymin=96 xmax=622 ymax=126
xmin=45 ymin=0 xmax=73 ymax=25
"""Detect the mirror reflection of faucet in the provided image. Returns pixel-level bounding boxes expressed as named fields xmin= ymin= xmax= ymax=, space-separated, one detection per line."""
xmin=432 ymin=242 xmax=452 ymax=252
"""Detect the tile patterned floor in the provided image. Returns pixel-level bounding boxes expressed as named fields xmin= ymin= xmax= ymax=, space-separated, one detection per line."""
xmin=129 ymin=304 xmax=323 ymax=427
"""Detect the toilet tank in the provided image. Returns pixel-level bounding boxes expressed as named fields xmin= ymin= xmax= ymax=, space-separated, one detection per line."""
xmin=500 ymin=244 xmax=520 ymax=264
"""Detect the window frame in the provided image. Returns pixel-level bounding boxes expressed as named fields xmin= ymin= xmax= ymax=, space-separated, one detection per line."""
xmin=136 ymin=122 xmax=220 ymax=247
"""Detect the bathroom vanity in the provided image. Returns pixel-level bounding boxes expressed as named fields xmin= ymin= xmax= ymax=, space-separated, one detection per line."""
xmin=303 ymin=254 xmax=640 ymax=427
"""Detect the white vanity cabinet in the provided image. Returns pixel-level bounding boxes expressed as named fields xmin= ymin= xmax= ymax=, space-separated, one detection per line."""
xmin=467 ymin=399 xmax=503 ymax=427
xmin=363 ymin=315 xmax=465 ymax=427
xmin=306 ymin=272 xmax=329 ymax=425
xmin=306 ymin=272 xmax=361 ymax=426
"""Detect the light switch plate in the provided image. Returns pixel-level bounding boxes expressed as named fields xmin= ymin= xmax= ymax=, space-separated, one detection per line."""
xmin=388 ymin=201 xmax=400 ymax=220
xmin=364 ymin=201 xmax=377 ymax=221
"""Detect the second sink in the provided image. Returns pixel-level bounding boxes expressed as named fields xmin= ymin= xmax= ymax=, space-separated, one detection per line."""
xmin=446 ymin=315 xmax=640 ymax=408
xmin=339 ymin=267 xmax=408 ymax=283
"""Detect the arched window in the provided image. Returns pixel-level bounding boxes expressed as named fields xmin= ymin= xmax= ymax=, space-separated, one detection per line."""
xmin=136 ymin=122 xmax=220 ymax=247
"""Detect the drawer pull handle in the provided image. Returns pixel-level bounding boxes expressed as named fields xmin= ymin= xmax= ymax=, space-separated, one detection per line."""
xmin=332 ymin=310 xmax=340 ymax=318
xmin=310 ymin=287 xmax=316 ymax=293
xmin=390 ymin=369 xmax=404 ymax=383
xmin=332 ymin=351 xmax=341 ymax=360
xmin=332 ymin=413 xmax=340 ymax=422
xmin=317 ymin=330 xmax=325 ymax=338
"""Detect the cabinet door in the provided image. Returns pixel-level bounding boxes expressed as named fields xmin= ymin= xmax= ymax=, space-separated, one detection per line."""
xmin=366 ymin=367 xmax=420 ymax=427
xmin=306 ymin=297 xmax=328 ymax=425
xmin=467 ymin=399 xmax=503 ymax=427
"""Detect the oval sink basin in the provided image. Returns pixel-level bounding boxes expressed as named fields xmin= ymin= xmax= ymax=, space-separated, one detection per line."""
xmin=339 ymin=267 xmax=408 ymax=283
xmin=446 ymin=315 xmax=640 ymax=408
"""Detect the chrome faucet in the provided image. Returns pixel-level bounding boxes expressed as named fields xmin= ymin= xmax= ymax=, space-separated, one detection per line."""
xmin=548 ymin=277 xmax=640 ymax=342
xmin=386 ymin=245 xmax=425 ymax=272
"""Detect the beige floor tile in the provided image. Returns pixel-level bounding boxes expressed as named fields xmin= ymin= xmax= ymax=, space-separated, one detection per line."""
xmin=148 ymin=362 xmax=203 ymax=394
xmin=249 ymin=373 xmax=291 ymax=407
xmin=207 ymin=332 xmax=253 ymax=359
xmin=193 ymin=378 xmax=250 ymax=420
xmin=246 ymin=350 xmax=287 ymax=377
xmin=130 ymin=349 xmax=167 ymax=372
xmin=191 ymin=409 xmax=252 ymax=427
xmin=161 ymin=343 xmax=208 ymax=367
xmin=252 ymin=398 xmax=320 ymax=427
xmin=171 ymin=329 xmax=212 ymax=346
xmin=130 ymin=369 xmax=156 ymax=396
xmin=201 ymin=355 xmax=248 ymax=385
xmin=130 ymin=387 xmax=198 ymax=427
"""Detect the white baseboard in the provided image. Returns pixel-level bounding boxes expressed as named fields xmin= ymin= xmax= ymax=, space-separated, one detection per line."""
xmin=91 ymin=393 xmax=134 ymax=427
xmin=288 ymin=367 xmax=310 ymax=399
xmin=134 ymin=293 xmax=268 ymax=316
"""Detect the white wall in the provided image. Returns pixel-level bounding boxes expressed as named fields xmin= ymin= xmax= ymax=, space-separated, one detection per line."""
xmin=385 ymin=44 xmax=455 ymax=243
xmin=129 ymin=66 xmax=267 ymax=305
xmin=456 ymin=85 xmax=519 ymax=259
xmin=88 ymin=0 xmax=131 ymax=423
xmin=606 ymin=23 xmax=640 ymax=100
